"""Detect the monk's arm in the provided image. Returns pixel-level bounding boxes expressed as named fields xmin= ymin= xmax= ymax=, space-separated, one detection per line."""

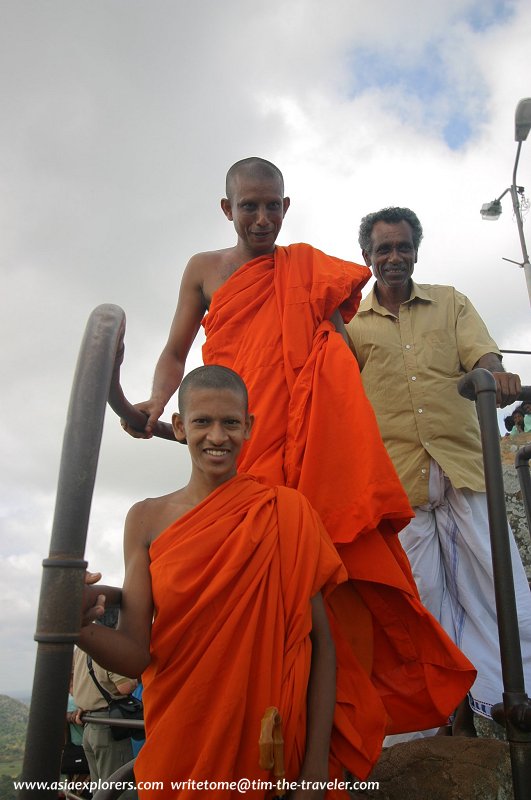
xmin=125 ymin=256 xmax=208 ymax=437
xmin=295 ymin=592 xmax=335 ymax=796
xmin=330 ymin=309 xmax=349 ymax=344
xmin=77 ymin=503 xmax=153 ymax=678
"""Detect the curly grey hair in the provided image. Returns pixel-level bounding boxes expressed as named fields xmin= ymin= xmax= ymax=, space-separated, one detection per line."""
xmin=358 ymin=207 xmax=423 ymax=253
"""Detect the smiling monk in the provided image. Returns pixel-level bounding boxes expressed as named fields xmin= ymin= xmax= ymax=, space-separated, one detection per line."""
xmin=124 ymin=158 xmax=475 ymax=777
xmin=80 ymin=365 xmax=347 ymax=798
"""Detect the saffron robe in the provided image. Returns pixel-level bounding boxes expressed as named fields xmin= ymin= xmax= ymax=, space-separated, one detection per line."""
xmin=202 ymin=244 xmax=476 ymax=777
xmin=134 ymin=474 xmax=346 ymax=798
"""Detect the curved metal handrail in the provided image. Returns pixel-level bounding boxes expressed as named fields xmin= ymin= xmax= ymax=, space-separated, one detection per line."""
xmin=19 ymin=305 xmax=146 ymax=798
xmin=91 ymin=759 xmax=136 ymax=800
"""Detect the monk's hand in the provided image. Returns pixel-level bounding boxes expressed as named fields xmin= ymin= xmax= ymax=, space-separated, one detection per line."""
xmin=492 ymin=371 xmax=521 ymax=408
xmin=120 ymin=400 xmax=165 ymax=439
xmin=81 ymin=570 xmax=106 ymax=626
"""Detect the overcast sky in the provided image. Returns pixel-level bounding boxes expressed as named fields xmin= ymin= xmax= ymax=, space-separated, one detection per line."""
xmin=1 ymin=0 xmax=531 ymax=694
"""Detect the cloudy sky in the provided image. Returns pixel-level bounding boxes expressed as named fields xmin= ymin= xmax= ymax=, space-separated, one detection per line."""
xmin=1 ymin=0 xmax=531 ymax=695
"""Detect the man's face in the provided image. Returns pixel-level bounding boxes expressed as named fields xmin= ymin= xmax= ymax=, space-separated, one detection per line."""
xmin=363 ymin=220 xmax=417 ymax=290
xmin=173 ymin=387 xmax=253 ymax=483
xmin=221 ymin=173 xmax=290 ymax=255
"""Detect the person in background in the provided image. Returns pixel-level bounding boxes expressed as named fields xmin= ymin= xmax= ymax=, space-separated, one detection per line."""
xmin=61 ymin=671 xmax=91 ymax=797
xmin=346 ymin=205 xmax=531 ymax=736
xmin=73 ymin=608 xmax=137 ymax=798
xmin=509 ymin=408 xmax=526 ymax=436
xmin=518 ymin=402 xmax=531 ymax=432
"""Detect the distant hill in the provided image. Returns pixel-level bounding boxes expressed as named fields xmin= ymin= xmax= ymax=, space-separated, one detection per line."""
xmin=0 ymin=694 xmax=28 ymax=763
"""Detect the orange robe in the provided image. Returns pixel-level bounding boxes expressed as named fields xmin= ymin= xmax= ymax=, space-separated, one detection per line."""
xmin=135 ymin=474 xmax=346 ymax=798
xmin=203 ymin=244 xmax=476 ymax=778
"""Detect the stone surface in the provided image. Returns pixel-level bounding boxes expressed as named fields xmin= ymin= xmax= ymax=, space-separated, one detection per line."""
xmin=350 ymin=738 xmax=513 ymax=800
xmin=501 ymin=435 xmax=531 ymax=580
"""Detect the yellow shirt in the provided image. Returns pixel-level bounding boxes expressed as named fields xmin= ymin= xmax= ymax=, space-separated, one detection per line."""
xmin=346 ymin=282 xmax=501 ymax=506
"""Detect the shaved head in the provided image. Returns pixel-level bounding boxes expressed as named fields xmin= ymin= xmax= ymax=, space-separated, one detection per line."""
xmin=178 ymin=365 xmax=249 ymax=414
xmin=225 ymin=157 xmax=284 ymax=200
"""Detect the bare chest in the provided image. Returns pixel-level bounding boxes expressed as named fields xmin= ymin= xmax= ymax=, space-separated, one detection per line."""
xmin=201 ymin=259 xmax=241 ymax=306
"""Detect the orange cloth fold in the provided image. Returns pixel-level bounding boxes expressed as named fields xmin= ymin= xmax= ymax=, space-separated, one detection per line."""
xmin=135 ymin=474 xmax=346 ymax=798
xmin=203 ymin=244 xmax=476 ymax=781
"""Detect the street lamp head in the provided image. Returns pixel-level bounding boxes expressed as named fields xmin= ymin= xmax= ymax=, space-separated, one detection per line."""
xmin=480 ymin=199 xmax=502 ymax=220
xmin=515 ymin=98 xmax=531 ymax=142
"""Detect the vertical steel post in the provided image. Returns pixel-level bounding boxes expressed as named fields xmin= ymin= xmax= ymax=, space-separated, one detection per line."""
xmin=458 ymin=369 xmax=531 ymax=800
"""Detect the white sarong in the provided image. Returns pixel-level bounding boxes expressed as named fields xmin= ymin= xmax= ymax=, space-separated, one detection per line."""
xmin=399 ymin=459 xmax=531 ymax=718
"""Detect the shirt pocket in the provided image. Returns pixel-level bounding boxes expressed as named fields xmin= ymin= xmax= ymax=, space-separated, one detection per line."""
xmin=422 ymin=329 xmax=461 ymax=376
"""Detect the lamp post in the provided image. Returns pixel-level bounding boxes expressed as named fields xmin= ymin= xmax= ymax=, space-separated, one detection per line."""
xmin=481 ymin=98 xmax=531 ymax=307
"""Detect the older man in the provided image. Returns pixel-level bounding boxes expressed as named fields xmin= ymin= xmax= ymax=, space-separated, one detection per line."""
xmin=346 ymin=206 xmax=531 ymax=734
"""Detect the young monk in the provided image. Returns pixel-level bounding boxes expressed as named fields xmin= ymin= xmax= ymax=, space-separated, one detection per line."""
xmin=81 ymin=365 xmax=347 ymax=799
xmin=123 ymin=158 xmax=476 ymax=774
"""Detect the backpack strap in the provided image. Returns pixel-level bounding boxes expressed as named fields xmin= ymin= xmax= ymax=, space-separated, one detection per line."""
xmin=86 ymin=655 xmax=114 ymax=705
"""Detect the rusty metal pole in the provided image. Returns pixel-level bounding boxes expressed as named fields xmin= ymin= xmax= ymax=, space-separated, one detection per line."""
xmin=19 ymin=305 xmax=177 ymax=799
xmin=458 ymin=369 xmax=531 ymax=800
xmin=19 ymin=305 xmax=128 ymax=799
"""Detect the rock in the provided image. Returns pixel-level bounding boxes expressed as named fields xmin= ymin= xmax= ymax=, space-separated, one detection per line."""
xmin=502 ymin=457 xmax=531 ymax=581
xmin=351 ymin=738 xmax=513 ymax=800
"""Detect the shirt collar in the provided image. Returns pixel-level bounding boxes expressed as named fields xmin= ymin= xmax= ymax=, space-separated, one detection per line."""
xmin=358 ymin=280 xmax=435 ymax=316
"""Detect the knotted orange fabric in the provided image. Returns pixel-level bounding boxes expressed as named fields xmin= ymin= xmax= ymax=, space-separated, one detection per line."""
xmin=202 ymin=244 xmax=476 ymax=780
xmin=135 ymin=474 xmax=346 ymax=798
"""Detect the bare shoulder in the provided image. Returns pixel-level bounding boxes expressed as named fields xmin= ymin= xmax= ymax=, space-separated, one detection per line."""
xmin=125 ymin=489 xmax=196 ymax=546
xmin=186 ymin=247 xmax=237 ymax=275
xmin=185 ymin=247 xmax=241 ymax=301
xmin=174 ymin=246 xmax=242 ymax=313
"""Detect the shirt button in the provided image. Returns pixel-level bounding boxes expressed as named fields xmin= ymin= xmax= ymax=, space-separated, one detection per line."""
xmin=405 ymin=344 xmax=411 ymax=350
xmin=411 ymin=376 xmax=417 ymax=381
xmin=421 ymin=468 xmax=427 ymax=474
xmin=418 ymin=408 xmax=423 ymax=413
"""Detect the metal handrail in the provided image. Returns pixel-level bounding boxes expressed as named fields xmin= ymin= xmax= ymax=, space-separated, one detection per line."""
xmin=91 ymin=759 xmax=136 ymax=800
xmin=500 ymin=350 xmax=531 ymax=355
xmin=457 ymin=369 xmax=531 ymax=800
xmin=19 ymin=305 xmax=143 ymax=799
xmin=80 ymin=712 xmax=144 ymax=732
